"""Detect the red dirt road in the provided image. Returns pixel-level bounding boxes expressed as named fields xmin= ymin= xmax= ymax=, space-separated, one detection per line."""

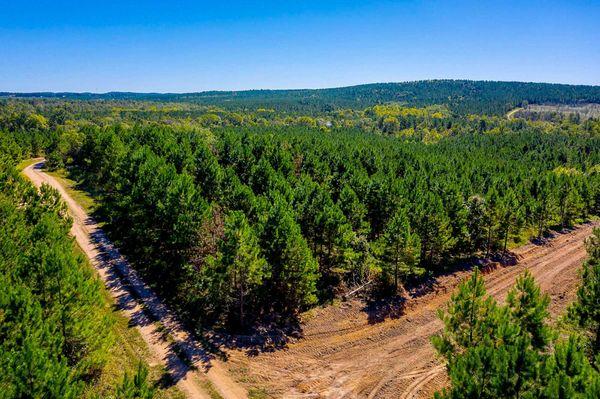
xmin=226 ymin=222 xmax=597 ymax=399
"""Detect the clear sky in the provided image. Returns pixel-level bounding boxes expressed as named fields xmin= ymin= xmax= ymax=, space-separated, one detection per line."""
xmin=1 ymin=0 xmax=598 ymax=92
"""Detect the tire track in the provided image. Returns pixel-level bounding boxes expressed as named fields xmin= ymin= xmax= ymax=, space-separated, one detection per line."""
xmin=228 ymin=222 xmax=596 ymax=398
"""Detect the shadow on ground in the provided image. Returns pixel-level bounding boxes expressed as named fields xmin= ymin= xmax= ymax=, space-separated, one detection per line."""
xmin=363 ymin=295 xmax=407 ymax=324
xmin=207 ymin=316 xmax=301 ymax=358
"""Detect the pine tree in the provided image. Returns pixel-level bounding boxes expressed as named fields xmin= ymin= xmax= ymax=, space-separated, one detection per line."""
xmin=218 ymin=211 xmax=269 ymax=328
xmin=484 ymin=187 xmax=501 ymax=256
xmin=380 ymin=208 xmax=421 ymax=292
xmin=432 ymin=269 xmax=538 ymax=399
xmin=433 ymin=269 xmax=600 ymax=399
xmin=432 ymin=269 xmax=496 ymax=358
xmin=414 ymin=194 xmax=455 ymax=266
xmin=261 ymin=195 xmax=319 ymax=314
xmin=444 ymin=189 xmax=470 ymax=255
xmin=497 ymin=190 xmax=523 ymax=253
xmin=571 ymin=228 xmax=600 ymax=355
xmin=506 ymin=270 xmax=552 ymax=350
xmin=531 ymin=177 xmax=554 ymax=240
xmin=466 ymin=195 xmax=486 ymax=253
xmin=338 ymin=184 xmax=370 ymax=234
xmin=115 ymin=362 xmax=156 ymax=399
xmin=538 ymin=336 xmax=596 ymax=399
xmin=0 ymin=279 xmax=81 ymax=399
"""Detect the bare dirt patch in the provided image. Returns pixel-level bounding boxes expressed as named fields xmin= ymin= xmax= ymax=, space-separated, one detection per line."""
xmin=515 ymin=103 xmax=600 ymax=121
xmin=226 ymin=222 xmax=597 ymax=399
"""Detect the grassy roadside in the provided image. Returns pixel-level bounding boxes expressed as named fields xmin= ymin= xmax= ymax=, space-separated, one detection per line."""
xmin=19 ymin=159 xmax=184 ymax=399
xmin=17 ymin=160 xmax=97 ymax=214
xmin=507 ymin=216 xmax=599 ymax=251
xmin=46 ymin=168 xmax=97 ymax=214
xmin=80 ymin=243 xmax=185 ymax=399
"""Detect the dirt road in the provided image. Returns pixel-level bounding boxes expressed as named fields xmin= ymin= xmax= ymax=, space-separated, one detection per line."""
xmin=23 ymin=160 xmax=247 ymax=399
xmin=506 ymin=107 xmax=524 ymax=119
xmin=227 ymin=222 xmax=597 ymax=398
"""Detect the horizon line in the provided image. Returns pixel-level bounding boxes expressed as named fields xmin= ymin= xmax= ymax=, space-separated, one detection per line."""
xmin=2 ymin=78 xmax=600 ymax=96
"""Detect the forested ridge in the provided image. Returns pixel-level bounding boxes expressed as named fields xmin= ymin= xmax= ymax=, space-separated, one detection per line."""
xmin=3 ymin=79 xmax=600 ymax=115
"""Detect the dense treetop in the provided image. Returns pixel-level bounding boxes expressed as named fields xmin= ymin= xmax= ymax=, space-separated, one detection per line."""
xmin=2 ymin=96 xmax=600 ymax=332
xmin=44 ymin=115 xmax=600 ymax=330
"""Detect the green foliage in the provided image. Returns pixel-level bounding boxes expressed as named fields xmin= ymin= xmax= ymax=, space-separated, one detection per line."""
xmin=433 ymin=270 xmax=600 ymax=399
xmin=538 ymin=336 xmax=598 ymax=398
xmin=6 ymin=94 xmax=597 ymax=330
xmin=432 ymin=270 xmax=497 ymax=357
xmin=571 ymin=228 xmax=600 ymax=355
xmin=261 ymin=195 xmax=319 ymax=312
xmin=207 ymin=211 xmax=269 ymax=328
xmin=379 ymin=208 xmax=422 ymax=291
xmin=46 ymin=116 xmax=599 ymax=329
xmin=1 ymin=88 xmax=599 ymax=394
xmin=0 ymin=148 xmax=112 ymax=397
xmin=115 ymin=363 xmax=156 ymax=399
xmin=4 ymin=80 xmax=600 ymax=115
xmin=506 ymin=271 xmax=552 ymax=349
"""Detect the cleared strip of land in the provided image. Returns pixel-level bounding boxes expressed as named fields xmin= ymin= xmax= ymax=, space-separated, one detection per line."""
xmin=226 ymin=222 xmax=597 ymax=398
xmin=23 ymin=160 xmax=247 ymax=399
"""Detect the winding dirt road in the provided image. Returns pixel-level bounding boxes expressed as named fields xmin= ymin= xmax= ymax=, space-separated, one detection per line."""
xmin=23 ymin=160 xmax=247 ymax=399
xmin=227 ymin=222 xmax=597 ymax=398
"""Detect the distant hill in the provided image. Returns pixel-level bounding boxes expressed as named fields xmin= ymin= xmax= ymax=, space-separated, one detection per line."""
xmin=2 ymin=80 xmax=600 ymax=115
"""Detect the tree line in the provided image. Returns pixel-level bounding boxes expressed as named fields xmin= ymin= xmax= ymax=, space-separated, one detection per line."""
xmin=4 ymin=96 xmax=600 ymax=142
xmin=4 ymin=80 xmax=600 ymax=115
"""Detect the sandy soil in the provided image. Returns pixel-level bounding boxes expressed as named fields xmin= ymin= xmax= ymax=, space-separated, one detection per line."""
xmin=226 ymin=221 xmax=597 ymax=399
xmin=23 ymin=160 xmax=247 ymax=399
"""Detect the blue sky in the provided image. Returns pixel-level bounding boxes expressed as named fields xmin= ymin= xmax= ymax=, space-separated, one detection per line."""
xmin=1 ymin=0 xmax=598 ymax=92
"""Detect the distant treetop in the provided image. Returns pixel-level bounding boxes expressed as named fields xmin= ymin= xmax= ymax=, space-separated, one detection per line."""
xmin=2 ymin=80 xmax=600 ymax=115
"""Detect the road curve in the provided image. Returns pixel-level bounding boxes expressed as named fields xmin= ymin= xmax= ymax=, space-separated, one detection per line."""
xmin=23 ymin=160 xmax=247 ymax=399
xmin=506 ymin=107 xmax=523 ymax=119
